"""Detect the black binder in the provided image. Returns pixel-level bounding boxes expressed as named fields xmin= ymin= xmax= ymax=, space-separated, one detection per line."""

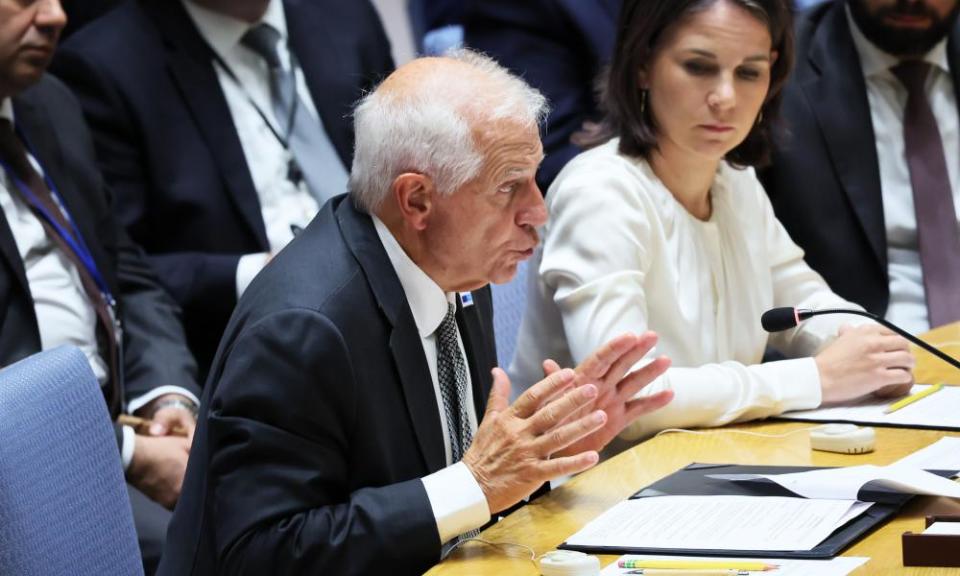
xmin=558 ymin=462 xmax=953 ymax=559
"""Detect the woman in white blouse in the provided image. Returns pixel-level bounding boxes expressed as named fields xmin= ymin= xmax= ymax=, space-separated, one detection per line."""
xmin=512 ymin=0 xmax=915 ymax=440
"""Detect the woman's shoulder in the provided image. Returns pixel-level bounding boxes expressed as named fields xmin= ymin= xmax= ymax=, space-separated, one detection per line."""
xmin=715 ymin=161 xmax=768 ymax=208
xmin=547 ymin=139 xmax=662 ymax=205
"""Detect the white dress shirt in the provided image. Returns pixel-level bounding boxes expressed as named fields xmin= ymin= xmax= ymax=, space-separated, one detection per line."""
xmin=372 ymin=216 xmax=490 ymax=545
xmin=512 ymin=140 xmax=866 ymax=440
xmin=847 ymin=7 xmax=960 ymax=334
xmin=0 ymin=100 xmax=199 ymax=469
xmin=0 ymin=101 xmax=107 ymax=385
xmin=182 ymin=0 xmax=349 ymax=297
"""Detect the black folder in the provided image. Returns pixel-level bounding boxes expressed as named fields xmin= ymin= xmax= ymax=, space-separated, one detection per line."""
xmin=558 ymin=462 xmax=952 ymax=559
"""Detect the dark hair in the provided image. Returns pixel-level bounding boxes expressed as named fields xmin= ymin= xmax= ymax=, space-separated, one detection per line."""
xmin=598 ymin=0 xmax=794 ymax=168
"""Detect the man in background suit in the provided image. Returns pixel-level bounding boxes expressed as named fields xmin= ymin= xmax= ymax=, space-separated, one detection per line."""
xmin=464 ymin=0 xmax=621 ymax=191
xmin=761 ymin=0 xmax=960 ymax=334
xmin=52 ymin=0 xmax=394 ymax=376
xmin=0 ymin=1 xmax=201 ymax=573
xmin=60 ymin=0 xmax=121 ymax=38
xmin=159 ymin=51 xmax=674 ymax=576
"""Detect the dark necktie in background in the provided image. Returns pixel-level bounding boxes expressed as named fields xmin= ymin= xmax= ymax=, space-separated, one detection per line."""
xmin=0 ymin=119 xmax=122 ymax=415
xmin=241 ymin=23 xmax=349 ymax=203
xmin=893 ymin=60 xmax=960 ymax=328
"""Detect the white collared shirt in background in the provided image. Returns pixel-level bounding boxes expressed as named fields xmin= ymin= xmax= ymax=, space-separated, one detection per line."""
xmin=847 ymin=6 xmax=960 ymax=334
xmin=0 ymin=99 xmax=198 ymax=469
xmin=0 ymin=100 xmax=106 ymax=385
xmin=372 ymin=216 xmax=490 ymax=545
xmin=183 ymin=0 xmax=348 ymax=298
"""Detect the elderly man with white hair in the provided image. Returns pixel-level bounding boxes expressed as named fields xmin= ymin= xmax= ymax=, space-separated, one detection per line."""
xmin=158 ymin=51 xmax=673 ymax=576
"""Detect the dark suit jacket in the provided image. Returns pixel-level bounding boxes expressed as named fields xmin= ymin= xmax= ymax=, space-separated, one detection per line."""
xmin=52 ymin=0 xmax=394 ymax=376
xmin=759 ymin=1 xmax=960 ymax=316
xmin=159 ymin=196 xmax=497 ymax=576
xmin=464 ymin=0 xmax=621 ymax=191
xmin=409 ymin=0 xmax=466 ymax=41
xmin=61 ymin=0 xmax=123 ymax=38
xmin=0 ymin=75 xmax=199 ymax=445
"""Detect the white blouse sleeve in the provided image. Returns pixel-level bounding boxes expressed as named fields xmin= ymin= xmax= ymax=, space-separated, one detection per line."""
xmin=541 ymin=161 xmax=654 ymax=366
xmin=541 ymin=161 xmax=825 ymax=441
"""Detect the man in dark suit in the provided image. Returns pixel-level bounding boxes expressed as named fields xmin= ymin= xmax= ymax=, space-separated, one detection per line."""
xmin=52 ymin=0 xmax=394 ymax=376
xmin=0 ymin=1 xmax=201 ymax=573
xmin=464 ymin=0 xmax=621 ymax=191
xmin=159 ymin=52 xmax=674 ymax=576
xmin=60 ymin=0 xmax=122 ymax=38
xmin=761 ymin=0 xmax=960 ymax=335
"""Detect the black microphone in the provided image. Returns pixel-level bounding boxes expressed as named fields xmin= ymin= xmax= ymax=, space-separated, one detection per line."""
xmin=761 ymin=307 xmax=960 ymax=372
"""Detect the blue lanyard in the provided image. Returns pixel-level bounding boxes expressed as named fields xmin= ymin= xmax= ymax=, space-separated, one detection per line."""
xmin=0 ymin=132 xmax=115 ymax=306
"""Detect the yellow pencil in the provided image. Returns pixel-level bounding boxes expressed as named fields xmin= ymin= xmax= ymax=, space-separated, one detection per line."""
xmin=617 ymin=559 xmax=777 ymax=571
xmin=626 ymin=570 xmax=748 ymax=575
xmin=883 ymin=383 xmax=944 ymax=414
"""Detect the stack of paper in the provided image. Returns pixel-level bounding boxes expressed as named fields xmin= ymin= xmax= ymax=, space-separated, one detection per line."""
xmin=710 ymin=437 xmax=960 ymax=500
xmin=892 ymin=436 xmax=960 ymax=471
xmin=781 ymin=384 xmax=960 ymax=429
xmin=564 ymin=496 xmax=872 ymax=552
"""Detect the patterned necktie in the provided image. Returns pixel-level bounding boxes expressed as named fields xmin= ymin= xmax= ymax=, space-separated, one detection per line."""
xmin=435 ymin=302 xmax=481 ymax=549
xmin=0 ymin=119 xmax=121 ymax=415
xmin=240 ymin=23 xmax=349 ymax=203
xmin=892 ymin=60 xmax=960 ymax=328
xmin=436 ymin=302 xmax=472 ymax=464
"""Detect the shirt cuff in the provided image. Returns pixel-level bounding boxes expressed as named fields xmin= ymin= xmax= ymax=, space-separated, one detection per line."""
xmin=754 ymin=357 xmax=823 ymax=411
xmin=127 ymin=386 xmax=200 ymax=415
xmin=121 ymin=425 xmax=136 ymax=472
xmin=421 ymin=462 xmax=490 ymax=544
xmin=236 ymin=252 xmax=270 ymax=298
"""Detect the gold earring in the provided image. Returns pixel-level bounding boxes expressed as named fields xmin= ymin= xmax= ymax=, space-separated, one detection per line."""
xmin=641 ymin=89 xmax=648 ymax=116
xmin=757 ymin=111 xmax=764 ymax=125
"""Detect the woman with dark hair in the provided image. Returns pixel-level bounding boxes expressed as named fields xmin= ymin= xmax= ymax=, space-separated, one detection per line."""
xmin=512 ymin=0 xmax=915 ymax=440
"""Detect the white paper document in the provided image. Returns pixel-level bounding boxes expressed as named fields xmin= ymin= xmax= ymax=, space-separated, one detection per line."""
xmin=924 ymin=522 xmax=960 ymax=535
xmin=749 ymin=465 xmax=960 ymax=500
xmin=564 ymin=496 xmax=867 ymax=552
xmin=892 ymin=436 xmax=960 ymax=472
xmin=599 ymin=554 xmax=869 ymax=576
xmin=781 ymin=384 xmax=960 ymax=429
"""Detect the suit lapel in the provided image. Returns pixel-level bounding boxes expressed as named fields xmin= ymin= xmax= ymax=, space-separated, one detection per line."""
xmin=285 ymin=0 xmax=353 ymax=168
xmin=144 ymin=0 xmax=268 ymax=249
xmin=803 ymin=3 xmax=886 ymax=268
xmin=0 ymin=197 xmax=27 ymax=295
xmin=947 ymin=25 xmax=960 ymax=144
xmin=336 ymin=199 xmax=447 ymax=473
xmin=0 ymin=97 xmax=29 ymax=293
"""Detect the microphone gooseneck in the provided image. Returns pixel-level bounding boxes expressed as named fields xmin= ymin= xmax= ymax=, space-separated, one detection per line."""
xmin=761 ymin=307 xmax=960 ymax=373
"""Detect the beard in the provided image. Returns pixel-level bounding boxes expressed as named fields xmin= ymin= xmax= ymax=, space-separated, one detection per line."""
xmin=848 ymin=0 xmax=960 ymax=57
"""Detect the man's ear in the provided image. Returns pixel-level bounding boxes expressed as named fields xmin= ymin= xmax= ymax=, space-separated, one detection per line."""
xmin=392 ymin=172 xmax=435 ymax=231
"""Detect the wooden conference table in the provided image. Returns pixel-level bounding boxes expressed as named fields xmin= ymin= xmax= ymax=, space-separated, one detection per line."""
xmin=426 ymin=322 xmax=960 ymax=576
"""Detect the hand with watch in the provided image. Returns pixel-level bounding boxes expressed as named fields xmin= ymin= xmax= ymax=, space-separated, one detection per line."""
xmin=143 ymin=393 xmax=198 ymax=442
xmin=127 ymin=394 xmax=198 ymax=509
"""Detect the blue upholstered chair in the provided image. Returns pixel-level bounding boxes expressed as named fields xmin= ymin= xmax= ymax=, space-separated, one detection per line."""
xmin=0 ymin=346 xmax=143 ymax=576
xmin=491 ymin=258 xmax=530 ymax=368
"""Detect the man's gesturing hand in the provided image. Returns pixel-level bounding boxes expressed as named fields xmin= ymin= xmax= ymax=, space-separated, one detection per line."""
xmin=462 ymin=367 xmax=605 ymax=514
xmin=544 ymin=332 xmax=672 ymax=456
xmin=461 ymin=332 xmax=672 ymax=514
